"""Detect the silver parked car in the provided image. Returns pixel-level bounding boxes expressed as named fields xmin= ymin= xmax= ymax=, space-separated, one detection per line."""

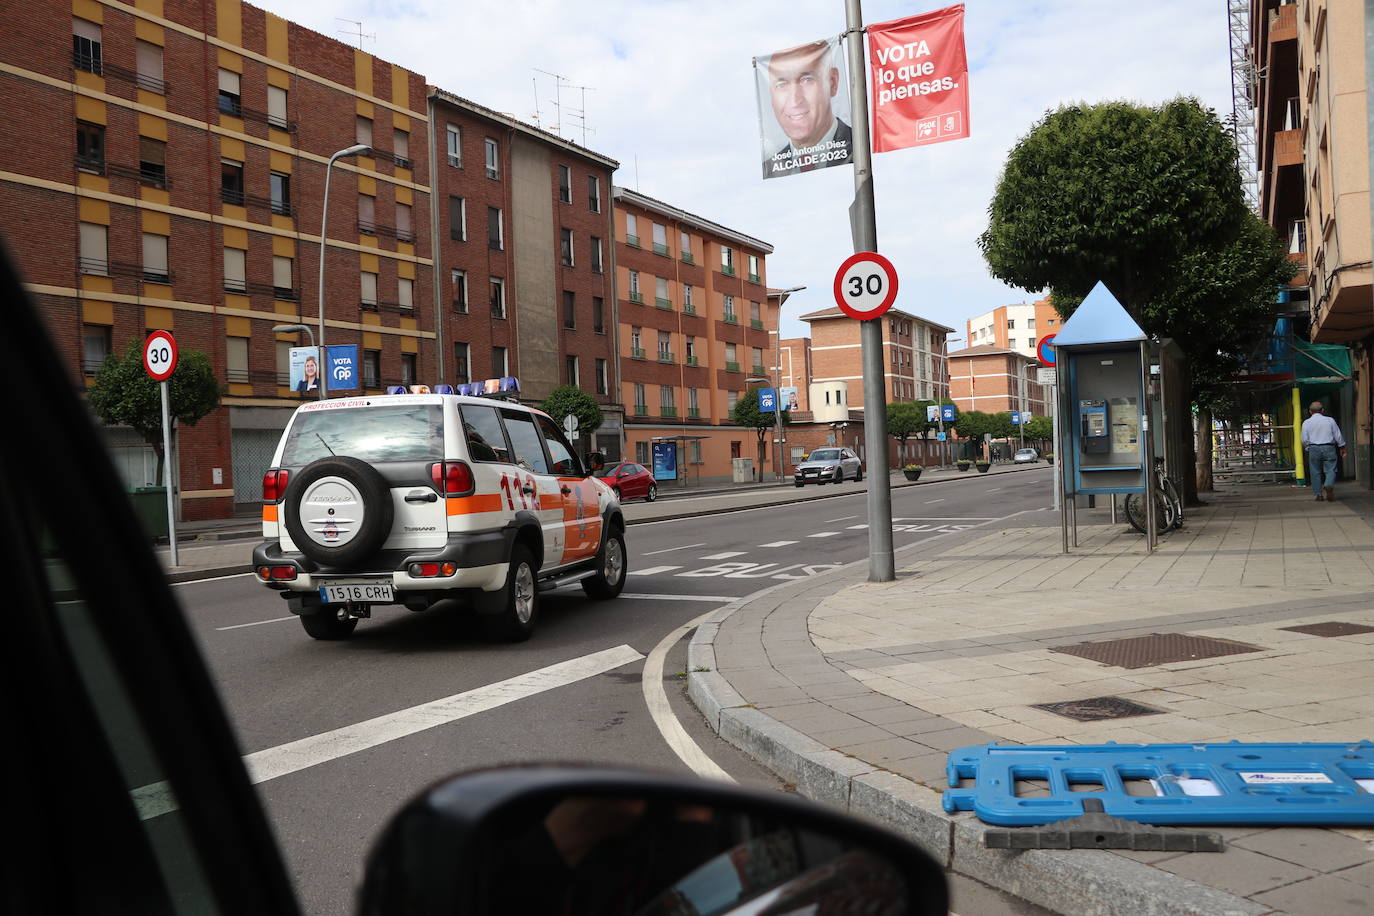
xmin=794 ymin=447 xmax=863 ymax=487
xmin=1013 ymin=447 xmax=1039 ymax=463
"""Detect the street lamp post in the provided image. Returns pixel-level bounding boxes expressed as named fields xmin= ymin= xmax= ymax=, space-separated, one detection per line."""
xmin=747 ymin=376 xmax=783 ymax=483
xmin=939 ymin=336 xmax=962 ymax=466
xmin=272 ymin=323 xmax=316 ymax=399
xmin=316 ymin=144 xmax=371 ymax=399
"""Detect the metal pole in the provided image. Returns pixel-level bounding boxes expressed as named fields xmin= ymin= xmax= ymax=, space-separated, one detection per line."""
xmin=317 ymin=155 xmax=335 ymax=400
xmin=844 ymin=0 xmax=893 ymax=582
xmin=773 ymin=395 xmax=783 ymax=482
xmin=1057 ymin=358 xmax=1070 ymax=552
xmin=1142 ymin=341 xmax=1156 ymax=552
xmin=161 ymin=379 xmax=178 ymax=567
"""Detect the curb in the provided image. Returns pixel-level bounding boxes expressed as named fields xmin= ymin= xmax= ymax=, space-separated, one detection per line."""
xmin=685 ymin=534 xmax=1270 ymax=916
xmin=165 ymin=564 xmax=251 ymax=583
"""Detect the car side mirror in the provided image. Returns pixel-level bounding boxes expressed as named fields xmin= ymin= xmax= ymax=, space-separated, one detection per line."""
xmin=585 ymin=452 xmax=605 ymax=475
xmin=358 ymin=765 xmax=947 ymax=916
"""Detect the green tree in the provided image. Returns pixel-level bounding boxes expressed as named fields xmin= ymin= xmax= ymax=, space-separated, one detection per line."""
xmin=87 ymin=339 xmax=223 ymax=482
xmin=540 ymin=385 xmax=604 ymax=452
xmin=887 ymin=401 xmax=924 ymax=462
xmin=732 ymin=387 xmax=790 ymax=481
xmin=978 ymin=98 xmax=1294 ymax=498
xmin=954 ymin=410 xmax=992 ymax=459
xmin=1024 ymin=414 xmax=1054 ymax=446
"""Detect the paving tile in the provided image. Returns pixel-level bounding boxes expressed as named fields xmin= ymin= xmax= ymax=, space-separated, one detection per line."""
xmin=914 ymin=725 xmax=997 ymax=753
xmin=1231 ymin=828 xmax=1374 ymax=872
xmin=1155 ymin=842 xmax=1318 ymax=896
xmin=882 ymin=752 xmax=951 ymax=784
xmin=1250 ymin=873 xmax=1372 ymax=915
xmin=810 ymin=723 xmax=894 ymax=748
xmin=837 ymin=735 xmax=929 ymax=763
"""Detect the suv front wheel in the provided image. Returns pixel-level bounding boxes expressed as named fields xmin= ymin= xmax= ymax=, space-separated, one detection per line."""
xmin=481 ymin=543 xmax=539 ymax=642
xmin=582 ymin=531 xmax=627 ymax=600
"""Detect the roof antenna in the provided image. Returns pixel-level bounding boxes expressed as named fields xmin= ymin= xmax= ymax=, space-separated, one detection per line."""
xmin=335 ymin=18 xmax=375 ymax=50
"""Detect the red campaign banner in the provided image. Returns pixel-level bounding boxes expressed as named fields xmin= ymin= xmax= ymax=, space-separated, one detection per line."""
xmin=867 ymin=4 xmax=969 ymax=153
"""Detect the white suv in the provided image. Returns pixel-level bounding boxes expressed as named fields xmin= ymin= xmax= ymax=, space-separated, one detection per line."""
xmin=252 ymin=390 xmax=626 ymax=642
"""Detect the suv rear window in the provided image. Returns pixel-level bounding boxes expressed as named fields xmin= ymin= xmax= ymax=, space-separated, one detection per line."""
xmin=280 ymin=405 xmax=443 ymax=466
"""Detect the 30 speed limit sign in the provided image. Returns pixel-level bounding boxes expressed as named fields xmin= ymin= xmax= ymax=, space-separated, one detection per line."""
xmin=142 ymin=330 xmax=178 ymax=381
xmin=833 ymin=251 xmax=899 ymax=320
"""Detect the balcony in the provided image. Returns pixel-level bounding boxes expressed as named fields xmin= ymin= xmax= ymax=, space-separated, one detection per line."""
xmin=721 ymin=264 xmax=736 ymax=277
xmin=652 ymin=243 xmax=670 ymax=257
xmin=752 ymin=365 xmax=766 ymax=376
xmin=106 ymin=162 xmax=170 ymax=189
xmin=660 ymin=406 xmax=677 ymax=418
xmin=655 ymin=297 xmax=673 ymax=310
xmin=687 ymin=408 xmax=701 ymax=419
xmin=681 ymin=251 xmax=694 ymax=264
xmin=628 ymin=291 xmax=644 ymax=304
xmin=1269 ymin=2 xmax=1297 ymax=43
xmin=658 ymin=351 xmax=674 ymax=363
xmin=358 ymin=220 xmax=416 ymax=243
xmin=723 ymin=314 xmax=739 ymax=325
xmin=684 ymin=304 xmax=697 ymax=315
xmin=725 ymin=361 xmax=740 ymax=373
xmin=634 ymin=405 xmax=649 ymax=416
xmin=631 ymin=347 xmax=646 ymax=360
xmin=750 ymin=319 xmax=764 ymax=330
xmin=686 ymin=356 xmax=699 ymax=367
xmin=1274 ymin=129 xmax=1302 ymax=168
xmin=626 ymin=235 xmax=640 ymax=248
xmin=748 ymin=273 xmax=761 ymax=284
xmin=393 ymin=155 xmax=411 ymax=170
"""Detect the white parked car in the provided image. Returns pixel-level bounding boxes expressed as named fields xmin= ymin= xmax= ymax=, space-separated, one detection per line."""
xmin=1013 ymin=447 xmax=1040 ymax=464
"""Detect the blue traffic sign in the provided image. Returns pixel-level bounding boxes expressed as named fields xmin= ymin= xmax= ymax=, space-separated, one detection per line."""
xmin=758 ymin=387 xmax=777 ymax=412
xmin=937 ymin=432 xmax=947 ymax=441
xmin=1037 ymin=334 xmax=1057 ymax=366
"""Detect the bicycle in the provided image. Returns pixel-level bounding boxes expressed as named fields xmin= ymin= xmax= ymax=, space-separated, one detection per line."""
xmin=1123 ymin=457 xmax=1184 ymax=535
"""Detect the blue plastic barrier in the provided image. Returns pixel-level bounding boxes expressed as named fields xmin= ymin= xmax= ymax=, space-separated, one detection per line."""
xmin=944 ymin=742 xmax=1374 ymax=826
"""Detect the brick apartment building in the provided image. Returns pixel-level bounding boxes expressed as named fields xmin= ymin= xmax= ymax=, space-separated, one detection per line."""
xmin=947 ymin=344 xmax=1047 ymax=419
xmin=612 ymin=187 xmax=776 ymax=484
xmin=0 ymin=0 xmax=627 ymax=519
xmin=799 ymin=306 xmax=954 ymax=410
xmin=964 ymin=296 xmax=1058 ymax=359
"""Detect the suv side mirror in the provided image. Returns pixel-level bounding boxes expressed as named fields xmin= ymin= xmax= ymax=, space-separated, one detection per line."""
xmin=359 ymin=766 xmax=948 ymax=916
xmin=585 ymin=452 xmax=605 ymax=475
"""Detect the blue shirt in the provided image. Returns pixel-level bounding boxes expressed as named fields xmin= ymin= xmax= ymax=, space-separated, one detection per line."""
xmin=1301 ymin=413 xmax=1345 ymax=448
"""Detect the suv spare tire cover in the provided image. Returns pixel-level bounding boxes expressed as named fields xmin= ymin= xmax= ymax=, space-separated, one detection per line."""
xmin=284 ymin=456 xmax=394 ymax=566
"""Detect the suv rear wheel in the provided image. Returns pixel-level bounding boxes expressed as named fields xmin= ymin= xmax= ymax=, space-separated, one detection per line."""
xmin=300 ymin=609 xmax=359 ymax=640
xmin=482 ymin=543 xmax=539 ymax=642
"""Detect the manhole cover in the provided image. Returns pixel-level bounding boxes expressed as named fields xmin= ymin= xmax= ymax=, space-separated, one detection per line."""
xmin=1032 ymin=696 xmax=1165 ymax=722
xmin=1279 ymin=621 xmax=1374 ymax=637
xmin=1049 ymin=633 xmax=1263 ymax=669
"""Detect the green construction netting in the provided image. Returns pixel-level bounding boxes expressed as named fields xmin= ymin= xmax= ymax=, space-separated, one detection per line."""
xmin=1294 ymin=339 xmax=1352 ymax=390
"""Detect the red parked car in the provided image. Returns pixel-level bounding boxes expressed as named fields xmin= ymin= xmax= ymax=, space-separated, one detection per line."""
xmin=599 ymin=461 xmax=658 ymax=501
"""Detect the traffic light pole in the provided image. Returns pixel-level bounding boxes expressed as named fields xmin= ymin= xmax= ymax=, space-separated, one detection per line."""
xmin=844 ymin=0 xmax=894 ymax=582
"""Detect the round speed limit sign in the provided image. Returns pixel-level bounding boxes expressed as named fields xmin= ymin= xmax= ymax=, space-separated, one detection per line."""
xmin=833 ymin=251 xmax=899 ymax=320
xmin=142 ymin=330 xmax=178 ymax=381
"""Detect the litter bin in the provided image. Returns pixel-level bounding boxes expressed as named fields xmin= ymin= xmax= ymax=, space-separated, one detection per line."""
xmin=129 ymin=486 xmax=169 ymax=539
xmin=731 ymin=457 xmax=755 ymax=483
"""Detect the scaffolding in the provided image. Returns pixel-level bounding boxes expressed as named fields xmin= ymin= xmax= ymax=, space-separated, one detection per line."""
xmin=1228 ymin=0 xmax=1261 ymax=211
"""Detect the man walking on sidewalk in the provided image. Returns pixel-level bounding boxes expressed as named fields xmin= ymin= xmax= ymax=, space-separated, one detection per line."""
xmin=1301 ymin=401 xmax=1345 ymax=501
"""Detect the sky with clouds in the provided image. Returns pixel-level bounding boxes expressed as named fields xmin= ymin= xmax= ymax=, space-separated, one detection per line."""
xmin=254 ymin=0 xmax=1235 ymax=344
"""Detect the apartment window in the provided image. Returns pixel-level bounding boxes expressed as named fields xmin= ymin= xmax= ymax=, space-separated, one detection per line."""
xmin=451 ymin=269 xmax=468 ymax=312
xmin=656 ymin=276 xmax=670 ymax=306
xmin=684 ymin=285 xmax=694 ymax=312
xmin=558 ymin=164 xmax=571 ymax=203
xmin=563 ymin=290 xmax=576 ymax=329
xmin=723 ymin=294 xmax=736 ymax=321
xmin=725 ymin=343 xmax=737 ymax=370
xmin=488 ymin=207 xmax=503 ymax=250
xmin=1284 ymin=96 xmax=1301 ymax=132
xmin=217 ymin=69 xmax=241 ymax=116
xmin=690 ymin=440 xmax=702 ymax=463
xmin=393 ymin=128 xmax=410 ymax=169
xmin=222 ymin=246 xmax=245 ymax=292
xmin=628 ymin=270 xmax=641 ymax=300
xmin=689 ymin=387 xmax=699 ymax=411
xmin=748 ymin=253 xmax=760 ymax=281
xmin=358 ymin=194 xmax=376 ymax=233
xmin=73 ymin=19 xmax=102 ymax=74
xmin=76 ymin=122 xmax=104 ymax=173
xmin=401 ymin=354 xmax=417 ymax=386
xmin=491 ymin=346 xmax=508 ymax=377
xmin=631 ymin=326 xmax=643 ymax=357
xmin=135 ymin=40 xmax=164 ymax=93
xmin=363 ymin=349 xmax=380 ymax=388
xmin=266 ymin=85 xmax=287 ymax=130
xmin=634 ymin=383 xmax=646 ymax=413
xmin=588 ymin=175 xmax=601 ymax=212
xmin=446 ymin=124 xmax=462 ymax=167
xmin=1026 ymin=318 xmax=1036 ymax=330
xmin=269 ymin=172 xmax=291 ymax=216
xmin=82 ymin=323 xmax=111 ymax=374
xmin=139 ymin=137 xmax=166 ymax=188
xmin=565 ymin=355 xmax=579 ymax=386
xmin=686 ymin=337 xmax=697 ymax=364
xmin=484 ymin=137 xmax=500 ymax=179
xmin=1289 ymin=219 xmax=1307 ymax=254
xmin=590 ymin=236 xmax=603 ymax=273
xmin=396 ymin=203 xmax=412 ymax=243
xmin=658 ymin=331 xmax=671 ymax=360
xmin=1006 ymin=319 xmax=1015 ymax=329
xmin=355 ymin=115 xmax=372 ymax=148
xmin=727 ymin=391 xmax=739 ymax=410
xmin=453 ymin=342 xmax=470 ymax=383
xmin=680 ymin=230 xmax=692 ymax=260
xmin=595 ymin=358 xmax=608 ymax=395
xmin=220 ymin=159 xmax=244 ymax=205
xmin=720 ymin=246 xmax=735 ymax=274
xmin=660 ymin=386 xmax=675 ymax=412
xmin=626 ymin=213 xmax=638 ymax=245
xmin=360 ymin=271 xmax=378 ymax=308
xmin=449 ymin=196 xmax=467 ymax=241
xmin=272 ymin=255 xmax=293 ymax=299
xmin=398 ymin=277 xmax=413 ymax=310
xmin=490 ymin=277 xmax=505 ymax=318
xmin=561 ymin=228 xmax=574 ymax=267
xmin=750 ymin=300 xmax=762 ymax=326
xmin=226 ymin=336 xmax=249 ymax=383
xmin=142 ymin=233 xmax=169 ymax=283
xmin=652 ymin=222 xmax=668 ymax=255
xmin=635 ymin=441 xmax=650 ymax=464
xmin=751 ymin=347 xmax=764 ymax=373
xmin=593 ymin=297 xmax=605 ymax=333
xmin=79 ymin=222 xmax=107 ymax=275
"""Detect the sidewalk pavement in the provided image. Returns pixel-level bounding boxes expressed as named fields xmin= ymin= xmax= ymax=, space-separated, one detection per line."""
xmin=688 ymin=482 xmax=1374 ymax=916
xmin=152 ymin=460 xmax=1045 ymax=580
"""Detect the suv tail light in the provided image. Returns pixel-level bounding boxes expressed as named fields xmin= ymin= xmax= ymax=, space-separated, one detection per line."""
xmin=263 ymin=468 xmax=290 ymax=502
xmin=430 ymin=461 xmax=474 ymax=497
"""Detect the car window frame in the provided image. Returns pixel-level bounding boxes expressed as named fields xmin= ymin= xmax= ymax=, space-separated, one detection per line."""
xmin=459 ymin=402 xmax=515 ymax=465
xmin=534 ymin=414 xmax=584 ymax=477
xmin=498 ymin=407 xmax=552 ymax=476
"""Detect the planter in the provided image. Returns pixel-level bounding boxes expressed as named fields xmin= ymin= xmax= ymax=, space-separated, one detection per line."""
xmin=975 ymin=462 xmax=992 ymax=474
xmin=902 ymin=467 xmax=923 ymax=481
xmin=1046 ymin=454 xmax=1055 ymax=465
xmin=956 ymin=461 xmax=971 ymax=472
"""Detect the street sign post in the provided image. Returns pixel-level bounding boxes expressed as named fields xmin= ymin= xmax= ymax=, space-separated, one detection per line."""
xmin=143 ymin=330 xmax=179 ymax=566
xmin=833 ymin=251 xmax=900 ymax=321
xmin=563 ymin=414 xmax=579 ymax=453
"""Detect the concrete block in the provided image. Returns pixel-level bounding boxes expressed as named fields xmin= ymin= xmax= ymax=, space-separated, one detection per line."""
xmin=687 ymin=669 xmax=743 ymax=732
xmin=848 ymin=770 xmax=952 ymax=867
xmin=718 ymin=706 xmax=874 ymax=810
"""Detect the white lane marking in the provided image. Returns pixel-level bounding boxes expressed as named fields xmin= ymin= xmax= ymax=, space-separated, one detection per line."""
xmin=643 ymin=542 xmax=707 ymax=556
xmin=807 ymin=531 xmax=839 ymax=538
xmin=699 ymin=551 xmax=747 ymax=560
xmin=925 ymin=498 xmax=946 ymax=503
xmin=243 ymin=645 xmax=644 ymax=785
xmin=986 ymin=487 xmax=1002 ymax=492
xmin=622 ymin=593 xmax=736 ymax=602
xmin=643 ymin=613 xmax=735 ymax=783
xmin=826 ymin=515 xmax=858 ymax=522
xmin=217 ymin=616 xmax=296 ymax=631
xmin=847 ymin=525 xmax=868 ymax=530
xmin=758 ymin=540 xmax=798 ymax=548
xmin=172 ymin=572 xmax=255 ymax=586
xmin=630 ymin=565 xmax=683 ymax=576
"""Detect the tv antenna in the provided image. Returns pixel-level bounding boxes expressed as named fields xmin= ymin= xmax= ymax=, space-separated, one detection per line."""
xmin=532 ymin=69 xmax=597 ymax=145
xmin=336 ymin=18 xmax=375 ymax=50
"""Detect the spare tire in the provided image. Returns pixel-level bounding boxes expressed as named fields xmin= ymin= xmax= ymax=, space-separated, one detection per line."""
xmin=284 ymin=456 xmax=393 ymax=567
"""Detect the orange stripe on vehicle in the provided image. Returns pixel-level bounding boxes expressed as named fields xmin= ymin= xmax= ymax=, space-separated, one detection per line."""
xmin=263 ymin=504 xmax=278 ymax=523
xmin=540 ymin=495 xmax=562 ymax=510
xmin=446 ymin=493 xmax=503 ymax=515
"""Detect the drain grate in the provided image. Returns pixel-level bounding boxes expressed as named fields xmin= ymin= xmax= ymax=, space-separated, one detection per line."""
xmin=1049 ymin=633 xmax=1263 ymax=669
xmin=1031 ymin=696 xmax=1165 ymax=722
xmin=1279 ymin=621 xmax=1374 ymax=638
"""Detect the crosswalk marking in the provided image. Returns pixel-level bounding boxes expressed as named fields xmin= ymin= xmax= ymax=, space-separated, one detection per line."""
xmin=807 ymin=531 xmax=840 ymax=538
xmin=699 ymin=551 xmax=747 ymax=560
xmin=759 ymin=540 xmax=798 ymax=547
xmin=630 ymin=565 xmax=683 ymax=576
